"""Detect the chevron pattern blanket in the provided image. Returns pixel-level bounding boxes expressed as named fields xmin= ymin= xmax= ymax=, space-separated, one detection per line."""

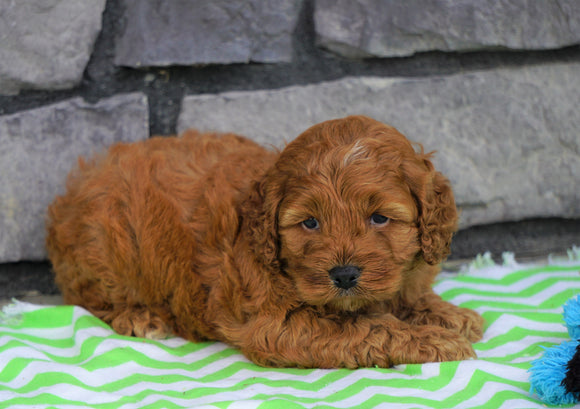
xmin=1 ymin=255 xmax=579 ymax=408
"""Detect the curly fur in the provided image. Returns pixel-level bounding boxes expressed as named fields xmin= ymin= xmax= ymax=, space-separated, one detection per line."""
xmin=46 ymin=115 xmax=484 ymax=368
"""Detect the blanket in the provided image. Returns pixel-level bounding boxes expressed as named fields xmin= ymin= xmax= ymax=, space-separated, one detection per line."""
xmin=1 ymin=254 xmax=580 ymax=409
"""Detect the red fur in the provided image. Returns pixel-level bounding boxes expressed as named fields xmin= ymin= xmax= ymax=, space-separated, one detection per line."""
xmin=46 ymin=116 xmax=484 ymax=368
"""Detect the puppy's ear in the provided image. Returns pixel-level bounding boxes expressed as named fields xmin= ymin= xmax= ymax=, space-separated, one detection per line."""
xmin=403 ymin=154 xmax=458 ymax=265
xmin=241 ymin=171 xmax=284 ymax=268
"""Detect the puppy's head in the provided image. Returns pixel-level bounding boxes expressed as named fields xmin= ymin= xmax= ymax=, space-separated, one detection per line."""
xmin=250 ymin=115 xmax=457 ymax=311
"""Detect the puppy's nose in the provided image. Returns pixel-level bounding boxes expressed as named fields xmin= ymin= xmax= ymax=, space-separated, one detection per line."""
xmin=329 ymin=265 xmax=361 ymax=290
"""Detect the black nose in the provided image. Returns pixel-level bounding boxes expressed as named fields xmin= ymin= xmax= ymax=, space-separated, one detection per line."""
xmin=329 ymin=265 xmax=361 ymax=290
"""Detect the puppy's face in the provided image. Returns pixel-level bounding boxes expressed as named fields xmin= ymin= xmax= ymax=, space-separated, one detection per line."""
xmin=277 ymin=159 xmax=420 ymax=311
xmin=268 ymin=116 xmax=457 ymax=311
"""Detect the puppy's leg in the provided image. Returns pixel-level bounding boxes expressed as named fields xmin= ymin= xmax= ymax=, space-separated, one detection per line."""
xmin=400 ymin=293 xmax=484 ymax=342
xmin=237 ymin=310 xmax=476 ymax=368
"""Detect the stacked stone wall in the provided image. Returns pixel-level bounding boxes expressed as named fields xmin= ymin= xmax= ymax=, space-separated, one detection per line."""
xmin=1 ymin=0 xmax=579 ymax=263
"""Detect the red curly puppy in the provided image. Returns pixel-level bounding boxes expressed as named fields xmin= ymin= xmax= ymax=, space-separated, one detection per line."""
xmin=46 ymin=115 xmax=484 ymax=368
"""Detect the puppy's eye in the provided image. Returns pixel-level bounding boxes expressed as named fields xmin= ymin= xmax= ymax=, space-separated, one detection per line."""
xmin=302 ymin=217 xmax=320 ymax=230
xmin=370 ymin=213 xmax=389 ymax=226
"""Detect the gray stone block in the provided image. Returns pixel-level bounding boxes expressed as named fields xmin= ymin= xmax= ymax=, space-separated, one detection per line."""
xmin=178 ymin=62 xmax=580 ymax=228
xmin=0 ymin=0 xmax=106 ymax=95
xmin=315 ymin=0 xmax=580 ymax=58
xmin=115 ymin=0 xmax=302 ymax=67
xmin=0 ymin=94 xmax=149 ymax=263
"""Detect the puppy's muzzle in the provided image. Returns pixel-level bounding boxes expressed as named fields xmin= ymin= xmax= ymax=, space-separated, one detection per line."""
xmin=329 ymin=265 xmax=361 ymax=290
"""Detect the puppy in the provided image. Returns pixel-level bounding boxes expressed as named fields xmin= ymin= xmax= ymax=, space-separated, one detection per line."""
xmin=46 ymin=115 xmax=484 ymax=368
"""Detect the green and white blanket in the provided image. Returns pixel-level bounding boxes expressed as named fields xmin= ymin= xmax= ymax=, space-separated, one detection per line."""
xmin=1 ymin=256 xmax=580 ymax=409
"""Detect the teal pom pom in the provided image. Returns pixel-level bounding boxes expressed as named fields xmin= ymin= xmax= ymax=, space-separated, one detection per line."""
xmin=530 ymin=340 xmax=580 ymax=405
xmin=564 ymin=295 xmax=580 ymax=340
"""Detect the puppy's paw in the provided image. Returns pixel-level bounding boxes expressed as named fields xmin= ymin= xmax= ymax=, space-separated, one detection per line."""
xmin=453 ymin=307 xmax=484 ymax=342
xmin=423 ymin=328 xmax=477 ymax=362
xmin=111 ymin=308 xmax=171 ymax=340
xmin=425 ymin=307 xmax=484 ymax=343
xmin=133 ymin=313 xmax=172 ymax=340
xmin=392 ymin=327 xmax=476 ymax=365
xmin=407 ymin=303 xmax=484 ymax=343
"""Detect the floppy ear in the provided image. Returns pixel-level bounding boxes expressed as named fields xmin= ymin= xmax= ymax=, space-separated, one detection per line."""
xmin=403 ymin=155 xmax=458 ymax=265
xmin=240 ymin=170 xmax=285 ymax=268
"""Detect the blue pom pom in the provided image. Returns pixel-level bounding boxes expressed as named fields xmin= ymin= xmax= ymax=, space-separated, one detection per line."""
xmin=530 ymin=340 xmax=580 ymax=405
xmin=564 ymin=295 xmax=580 ymax=340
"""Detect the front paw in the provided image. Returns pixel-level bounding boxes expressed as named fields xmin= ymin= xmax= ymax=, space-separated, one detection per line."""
xmin=454 ymin=307 xmax=484 ymax=342
xmin=407 ymin=303 xmax=484 ymax=343
xmin=429 ymin=307 xmax=484 ymax=342
xmin=393 ymin=327 xmax=477 ymax=365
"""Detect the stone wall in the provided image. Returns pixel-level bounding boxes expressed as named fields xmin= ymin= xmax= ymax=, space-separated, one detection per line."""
xmin=0 ymin=0 xmax=579 ymax=263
